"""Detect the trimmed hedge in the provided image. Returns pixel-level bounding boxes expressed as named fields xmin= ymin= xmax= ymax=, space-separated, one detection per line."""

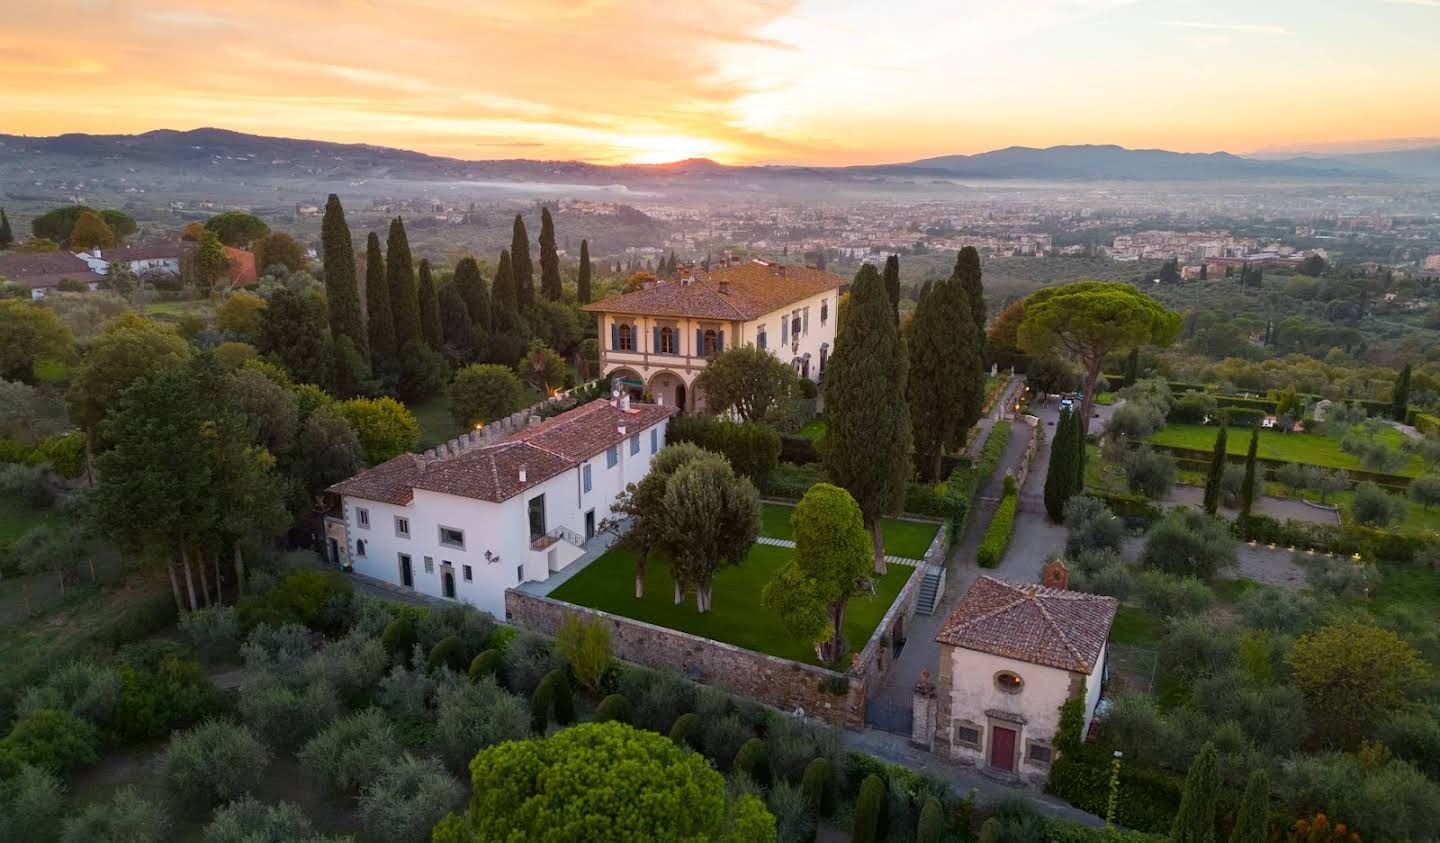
xmin=1233 ymin=513 xmax=1427 ymax=563
xmin=733 ymin=737 xmax=768 ymax=780
xmin=852 ymin=773 xmax=887 ymax=843
xmin=976 ymin=488 xmax=1017 ymax=568
xmin=380 ymin=618 xmax=416 ymax=662
xmin=1101 ymin=493 xmax=1164 ymax=527
xmin=667 ymin=414 xmax=780 ymax=481
xmin=1409 ymin=410 xmax=1439 ymax=435
xmin=667 ymin=712 xmax=700 ymax=748
xmin=551 ymin=672 xmax=574 ymax=725
xmin=1046 ymin=747 xmax=1179 ymax=833
xmin=801 ymin=757 xmax=832 ymax=816
xmin=593 ymin=694 xmax=631 ymax=724
xmin=779 ymin=434 xmax=819 ymax=464
xmin=1040 ymin=817 xmax=1167 ymax=843
xmin=467 ymin=649 xmax=500 ymax=682
xmin=916 ymin=797 xmax=944 ymax=843
xmin=426 ymin=636 xmax=467 ymax=673
xmin=530 ymin=671 xmax=559 ymax=733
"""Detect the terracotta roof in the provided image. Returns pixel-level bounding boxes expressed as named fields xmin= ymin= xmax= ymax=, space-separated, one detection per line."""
xmin=328 ymin=399 xmax=676 ymax=505
xmin=222 ymin=247 xmax=257 ymax=287
xmin=935 ymin=576 xmax=1118 ymax=673
xmin=581 ymin=259 xmax=844 ymax=321
xmin=0 ymin=251 xmax=101 ymax=286
xmin=102 ymin=244 xmax=182 ymax=262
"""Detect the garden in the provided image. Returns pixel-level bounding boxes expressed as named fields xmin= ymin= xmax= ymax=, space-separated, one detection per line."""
xmin=760 ymin=501 xmax=939 ymax=560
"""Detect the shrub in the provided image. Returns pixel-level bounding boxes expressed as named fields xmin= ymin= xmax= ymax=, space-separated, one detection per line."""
xmin=669 ymin=712 xmax=701 ymax=748
xmin=30 ymin=431 xmax=85 ymax=479
xmin=1133 ymin=571 xmax=1213 ymax=620
xmin=181 ymin=606 xmax=242 ymax=662
xmin=916 ymin=796 xmax=944 ymax=843
xmin=1140 ymin=508 xmax=1236 ymax=579
xmin=1122 ymin=445 xmax=1177 ymax=499
xmin=468 ymin=649 xmax=501 ymax=682
xmin=16 ymin=660 xmax=123 ymax=729
xmin=531 ymin=671 xmax=558 ymax=734
xmin=1160 ymin=617 xmax=1238 ymax=682
xmin=201 ymin=797 xmax=320 ymax=843
xmin=163 ymin=720 xmax=271 ymax=806
xmin=59 ymin=786 xmax=169 ymax=843
xmin=801 ymin=757 xmax=833 ymax=816
xmin=1107 ymin=400 xmax=1166 ymax=441
xmin=767 ymin=717 xmax=840 ymax=785
xmin=299 ymin=708 xmax=400 ymax=793
xmin=427 ymin=635 xmax=469 ymax=673
xmin=703 ymin=714 xmax=753 ymax=769
xmin=551 ymin=671 xmax=574 ymax=725
xmin=241 ymin=622 xmax=313 ymax=677
xmin=377 ymin=665 xmax=436 ymax=724
xmin=3 ymin=708 xmax=100 ymax=773
xmin=976 ymin=489 xmax=1017 ymax=568
xmin=417 ymin=604 xmax=496 ymax=656
xmin=595 ymin=693 xmax=632 ymax=724
xmin=380 ymin=617 xmax=417 ymax=663
xmin=432 ymin=674 xmax=529 ymax=773
xmin=303 ymin=631 xmax=388 ymax=705
xmin=733 ymin=737 xmax=769 ymax=783
xmin=499 ymin=631 xmax=563 ymax=696
xmin=1068 ymin=551 xmax=1134 ymax=600
xmin=1235 ymin=586 xmax=1317 ymax=634
xmin=667 ymin=414 xmax=780 ymax=482
xmin=1350 ymin=481 xmax=1406 ymax=527
xmin=768 ymin=779 xmax=815 ymax=843
xmin=1064 ymin=495 xmax=1125 ymax=556
xmin=0 ymin=462 xmax=53 ymax=509
xmin=852 ymin=773 xmax=887 ymax=843
xmin=235 ymin=570 xmax=352 ymax=631
xmin=357 ymin=754 xmax=465 ymax=843
xmin=631 ymin=671 xmax=696 ymax=734
xmin=0 ymin=764 xmax=64 ymax=842
xmin=237 ymin=676 xmax=339 ymax=749
xmin=113 ymin=654 xmax=222 ymax=742
xmin=554 ymin=614 xmax=611 ymax=691
xmin=1303 ymin=555 xmax=1378 ymax=599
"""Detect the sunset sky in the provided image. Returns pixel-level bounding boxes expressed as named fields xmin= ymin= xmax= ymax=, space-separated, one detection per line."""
xmin=4 ymin=0 xmax=1438 ymax=165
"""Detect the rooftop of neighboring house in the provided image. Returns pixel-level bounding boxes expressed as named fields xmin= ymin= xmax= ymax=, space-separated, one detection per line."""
xmin=581 ymin=258 xmax=844 ymax=321
xmin=935 ymin=576 xmax=1118 ymax=674
xmin=0 ymin=251 xmax=104 ymax=288
xmin=222 ymin=246 xmax=257 ymax=287
xmin=99 ymin=243 xmax=183 ymax=262
xmin=328 ymin=398 xmax=677 ymax=506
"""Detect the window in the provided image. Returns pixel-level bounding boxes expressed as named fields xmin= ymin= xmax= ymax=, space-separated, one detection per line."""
xmin=756 ymin=325 xmax=767 ymax=350
xmin=954 ymin=724 xmax=981 ymax=748
xmin=703 ymin=329 xmax=718 ymax=355
xmin=790 ymin=315 xmax=801 ymax=341
xmin=1027 ymin=743 xmax=1054 ymax=765
xmin=821 ymin=299 xmax=828 ymax=325
xmin=462 ymin=564 xmax=473 ymax=582
xmin=629 ymin=433 xmax=639 ymax=455
xmin=527 ymin=494 xmax=546 ymax=541
xmin=516 ymin=564 xmax=525 ymax=584
xmin=659 ymin=326 xmax=676 ymax=354
xmin=423 ymin=556 xmax=434 ymax=574
xmin=618 ymin=323 xmax=634 ymax=351
xmin=582 ymin=463 xmax=592 ymax=493
xmin=355 ymin=539 xmax=367 ymax=558
xmin=439 ymin=526 xmax=465 ymax=549
xmin=802 ymin=307 xmax=810 ymax=335
xmin=607 ymin=446 xmax=618 ymax=468
xmin=994 ymin=671 xmax=1024 ymax=694
xmin=650 ymin=428 xmax=658 ymax=454
xmin=394 ymin=516 xmax=409 ymax=538
xmin=356 ymin=508 xmax=370 ymax=529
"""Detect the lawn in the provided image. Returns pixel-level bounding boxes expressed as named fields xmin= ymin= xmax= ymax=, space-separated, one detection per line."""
xmin=1110 ymin=605 xmax=1163 ymax=648
xmin=796 ymin=419 xmax=827 ymax=442
xmin=1146 ymin=424 xmax=1423 ymax=477
xmin=143 ymin=299 xmax=214 ymax=318
xmin=1372 ymin=562 xmax=1440 ymax=617
xmin=548 ymin=543 xmax=912 ymax=665
xmin=0 ymin=498 xmax=58 ymax=544
xmin=410 ymin=394 xmax=459 ymax=450
xmin=760 ymin=502 xmax=939 ymax=559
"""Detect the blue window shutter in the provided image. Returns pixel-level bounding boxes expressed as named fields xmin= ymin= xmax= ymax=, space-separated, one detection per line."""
xmin=758 ymin=330 xmax=766 ymax=350
xmin=803 ymin=308 xmax=809 ymax=334
xmin=782 ymin=318 xmax=788 ymax=343
xmin=652 ymin=327 xmax=660 ymax=352
xmin=695 ymin=329 xmax=702 ymax=355
xmin=717 ymin=330 xmax=724 ymax=351
xmin=610 ymin=323 xmax=618 ymax=350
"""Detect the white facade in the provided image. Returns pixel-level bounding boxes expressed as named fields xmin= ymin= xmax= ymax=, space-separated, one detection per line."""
xmin=75 ymin=249 xmax=181 ymax=276
xmin=334 ymin=415 xmax=669 ymax=619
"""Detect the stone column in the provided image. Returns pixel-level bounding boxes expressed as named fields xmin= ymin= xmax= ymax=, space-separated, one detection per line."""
xmin=912 ymin=669 xmax=937 ymax=751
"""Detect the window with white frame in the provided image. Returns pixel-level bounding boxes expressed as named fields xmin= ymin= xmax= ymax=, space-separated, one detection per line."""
xmin=607 ymin=446 xmax=618 ymax=468
xmin=462 ymin=564 xmax=473 ymax=582
xmin=356 ymin=508 xmax=370 ymax=529
xmin=629 ymin=433 xmax=639 ymax=455
xmin=582 ymin=463 xmax=592 ymax=493
xmin=394 ymin=516 xmax=409 ymax=538
xmin=438 ymin=526 xmax=465 ymax=549
xmin=423 ymin=556 xmax=434 ymax=574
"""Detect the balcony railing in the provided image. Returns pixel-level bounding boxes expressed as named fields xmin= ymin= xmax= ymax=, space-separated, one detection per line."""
xmin=530 ymin=525 xmax=587 ymax=551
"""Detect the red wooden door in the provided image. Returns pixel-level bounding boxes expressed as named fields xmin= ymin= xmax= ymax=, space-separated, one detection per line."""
xmin=989 ymin=726 xmax=1016 ymax=771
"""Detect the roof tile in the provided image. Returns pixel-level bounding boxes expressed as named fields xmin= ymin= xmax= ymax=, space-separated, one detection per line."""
xmin=581 ymin=259 xmax=844 ymax=321
xmin=935 ymin=576 xmax=1118 ymax=673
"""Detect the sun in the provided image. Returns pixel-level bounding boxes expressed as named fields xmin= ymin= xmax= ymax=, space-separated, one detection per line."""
xmin=615 ymin=133 xmax=728 ymax=165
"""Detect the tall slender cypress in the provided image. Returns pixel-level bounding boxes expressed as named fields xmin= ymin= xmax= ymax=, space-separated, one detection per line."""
xmin=823 ymin=263 xmax=912 ymax=573
xmin=364 ymin=232 xmax=395 ymax=358
xmin=1122 ymin=347 xmax=1140 ymax=387
xmin=538 ymin=207 xmax=562 ymax=302
xmin=1203 ymin=424 xmax=1228 ymax=514
xmin=1227 ymin=769 xmax=1268 ymax=843
xmin=882 ymin=254 xmax=900 ymax=323
xmin=1044 ymin=409 xmax=1076 ymax=522
xmin=511 ymin=214 xmax=534 ymax=309
xmin=577 ymin=239 xmax=592 ymax=304
xmin=386 ymin=217 xmax=422 ymax=348
xmin=493 ymin=249 xmax=518 ymax=316
xmin=1072 ymin=407 xmax=1086 ymax=494
xmin=905 ymin=266 xmax=983 ymax=482
xmin=1392 ymin=362 xmax=1412 ymax=421
xmin=453 ymin=257 xmax=491 ymax=331
xmin=1239 ymin=426 xmax=1260 ymax=518
xmin=417 ymin=258 xmax=442 ymax=350
xmin=321 ymin=195 xmax=367 ymax=360
xmin=0 ymin=208 xmax=13 ymax=249
xmin=1171 ymin=743 xmax=1220 ymax=843
xmin=953 ymin=247 xmax=987 ymax=361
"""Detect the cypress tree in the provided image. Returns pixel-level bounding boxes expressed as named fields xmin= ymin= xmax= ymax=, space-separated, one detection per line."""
xmin=882 ymin=254 xmax=900 ymax=323
xmin=321 ymin=195 xmax=368 ymax=360
xmin=1392 ymin=362 xmax=1411 ymax=421
xmin=491 ymin=249 xmax=528 ymax=346
xmin=417 ymin=258 xmax=442 ymax=350
xmin=823 ymin=262 xmax=912 ymax=574
xmin=0 ymin=208 xmax=13 ymax=249
xmin=437 ymin=281 xmax=475 ymax=353
xmin=905 ymin=267 xmax=983 ymax=482
xmin=493 ymin=249 xmax=518 ymax=316
xmin=511 ymin=214 xmax=534 ymax=309
xmin=453 ymin=257 xmax=491 ymax=331
xmin=1202 ymin=424 xmax=1228 ymax=514
xmin=1122 ymin=347 xmax=1140 ymax=387
xmin=1228 ymin=769 xmax=1268 ymax=843
xmin=386 ymin=217 xmax=422 ymax=348
xmin=577 ymin=239 xmax=592 ymax=304
xmin=1239 ymin=425 xmax=1260 ymax=518
xmin=1072 ymin=406 xmax=1087 ymax=494
xmin=953 ymin=247 xmax=987 ymax=363
xmin=538 ymin=207 xmax=562 ymax=301
xmin=1171 ymin=743 xmax=1220 ymax=843
xmin=1044 ymin=409 xmax=1076 ymax=522
xmin=364 ymin=231 xmax=395 ymax=358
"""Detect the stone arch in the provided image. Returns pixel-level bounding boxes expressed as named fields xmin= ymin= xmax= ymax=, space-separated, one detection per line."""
xmin=647 ymin=370 xmax=689 ymax=410
xmin=606 ymin=366 xmax=645 ymax=400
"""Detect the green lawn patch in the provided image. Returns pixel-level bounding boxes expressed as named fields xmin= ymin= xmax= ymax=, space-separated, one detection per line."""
xmin=409 ymin=395 xmax=458 ymax=450
xmin=796 ymin=419 xmax=827 ymax=442
xmin=1110 ymin=605 xmax=1163 ymax=648
xmin=1211 ymin=577 xmax=1260 ymax=604
xmin=0 ymin=499 xmax=58 ymax=544
xmin=1371 ymin=563 xmax=1440 ymax=617
xmin=760 ymin=502 xmax=938 ymax=559
xmin=548 ymin=543 xmax=911 ymax=665
xmin=1146 ymin=424 xmax=1423 ymax=477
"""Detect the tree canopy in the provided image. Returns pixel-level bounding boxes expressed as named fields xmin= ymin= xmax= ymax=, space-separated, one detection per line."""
xmin=365 ymin=231 xmax=396 ymax=359
xmin=385 ymin=217 xmax=422 ymax=349
xmin=68 ymin=313 xmax=188 ymax=438
xmin=417 ymin=259 xmax=443 ymax=351
xmin=0 ymin=300 xmax=73 ymax=383
xmin=510 ymin=215 xmax=534 ymax=310
xmin=321 ymin=195 xmax=367 ymax=362
xmin=905 ymin=257 xmax=984 ymax=481
xmin=204 ymin=211 xmax=270 ymax=247
xmin=693 ymin=345 xmax=798 ymax=424
xmin=68 ymin=210 xmax=115 ymax=251
xmin=339 ymin=397 xmax=419 ymax=464
xmin=449 ymin=364 xmax=524 ymax=429
xmin=538 ymin=207 xmax=562 ymax=302
xmin=657 ymin=450 xmax=761 ymax=612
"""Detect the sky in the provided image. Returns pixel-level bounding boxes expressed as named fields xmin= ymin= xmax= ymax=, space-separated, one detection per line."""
xmin=3 ymin=0 xmax=1439 ymax=166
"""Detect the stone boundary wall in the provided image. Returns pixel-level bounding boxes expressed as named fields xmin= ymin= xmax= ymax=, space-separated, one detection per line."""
xmin=1012 ymin=414 xmax=1041 ymax=489
xmin=423 ymin=379 xmax=600 ymax=459
xmin=847 ymin=562 xmax=926 ymax=724
xmin=505 ymin=589 xmax=865 ymax=726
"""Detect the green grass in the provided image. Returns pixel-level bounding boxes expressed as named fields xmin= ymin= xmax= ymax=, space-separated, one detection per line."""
xmin=549 ymin=543 xmax=911 ymax=665
xmin=410 ymin=395 xmax=459 ymax=450
xmin=143 ymin=299 xmax=213 ymax=318
xmin=1371 ymin=563 xmax=1440 ymax=616
xmin=1095 ymin=392 xmax=1116 ymax=406
xmin=1211 ymin=577 xmax=1260 ymax=604
xmin=1110 ymin=605 xmax=1163 ymax=648
xmin=796 ymin=419 xmax=827 ymax=442
xmin=760 ymin=502 xmax=939 ymax=559
xmin=0 ymin=499 xmax=58 ymax=544
xmin=1146 ymin=424 xmax=1423 ymax=477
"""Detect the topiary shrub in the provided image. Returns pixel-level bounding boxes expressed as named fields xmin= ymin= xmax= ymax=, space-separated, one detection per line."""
xmin=801 ymin=757 xmax=833 ymax=816
xmin=381 ymin=617 xmax=417 ymax=663
xmin=530 ymin=672 xmax=558 ymax=734
xmin=2 ymin=708 xmax=100 ymax=774
xmin=426 ymin=636 xmax=467 ymax=673
xmin=916 ymin=796 xmax=944 ymax=843
xmin=852 ymin=773 xmax=886 ymax=843
xmin=467 ymin=649 xmax=501 ymax=682
xmin=733 ymin=737 xmax=769 ymax=785
xmin=594 ymin=694 xmax=631 ymax=724
xmin=668 ymin=713 xmax=700 ymax=749
xmin=550 ymin=671 xmax=574 ymax=725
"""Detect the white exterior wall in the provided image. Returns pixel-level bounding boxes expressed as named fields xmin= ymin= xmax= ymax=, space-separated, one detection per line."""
xmin=944 ymin=646 xmax=1080 ymax=776
xmin=737 ymin=288 xmax=835 ymax=381
xmin=339 ymin=416 xmax=668 ymax=618
xmin=1083 ymin=642 xmax=1107 ymax=734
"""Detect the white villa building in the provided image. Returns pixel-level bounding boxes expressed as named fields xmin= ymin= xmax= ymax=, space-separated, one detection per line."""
xmin=582 ymin=258 xmax=844 ymax=411
xmin=933 ymin=576 xmax=1117 ymax=784
xmin=325 ymin=396 xmax=676 ymax=618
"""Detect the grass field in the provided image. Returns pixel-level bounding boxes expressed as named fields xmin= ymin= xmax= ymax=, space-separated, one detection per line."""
xmin=143 ymin=299 xmax=214 ymax=318
xmin=548 ymin=543 xmax=911 ymax=665
xmin=760 ymin=502 xmax=939 ymax=559
xmin=410 ymin=395 xmax=458 ymax=450
xmin=1147 ymin=424 xmax=1423 ymax=476
xmin=0 ymin=498 xmax=58 ymax=544
xmin=796 ymin=419 xmax=826 ymax=442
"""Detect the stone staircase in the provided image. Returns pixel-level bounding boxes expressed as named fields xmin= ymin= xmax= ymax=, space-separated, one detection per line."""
xmin=916 ymin=564 xmax=946 ymax=615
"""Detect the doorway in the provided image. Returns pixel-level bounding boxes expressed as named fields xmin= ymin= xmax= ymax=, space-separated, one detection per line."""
xmin=989 ymin=726 xmax=1017 ymax=772
xmin=585 ymin=510 xmax=596 ymax=540
xmin=442 ymin=569 xmax=456 ymax=599
xmin=675 ymin=383 xmax=687 ymax=412
xmin=399 ymin=554 xmax=413 ymax=588
xmin=528 ymin=494 xmax=546 ymax=542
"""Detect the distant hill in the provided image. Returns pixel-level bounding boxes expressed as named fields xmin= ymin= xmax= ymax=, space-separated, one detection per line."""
xmin=1323 ymin=146 xmax=1440 ymax=179
xmin=892 ymin=144 xmax=1381 ymax=181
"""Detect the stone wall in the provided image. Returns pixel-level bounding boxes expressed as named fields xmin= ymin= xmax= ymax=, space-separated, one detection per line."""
xmin=423 ymin=380 xmax=600 ymax=459
xmin=505 ymin=589 xmax=864 ymax=726
xmin=846 ymin=562 xmax=926 ymax=726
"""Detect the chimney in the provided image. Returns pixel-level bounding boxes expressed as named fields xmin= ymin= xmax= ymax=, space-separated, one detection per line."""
xmin=1042 ymin=558 xmax=1070 ymax=590
xmin=518 ymin=464 xmax=527 ymax=484
xmin=620 ymin=393 xmax=631 ymax=412
xmin=718 ymin=278 xmax=730 ymax=295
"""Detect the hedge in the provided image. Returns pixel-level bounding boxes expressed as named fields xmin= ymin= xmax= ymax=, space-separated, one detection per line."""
xmin=1040 ymin=817 xmax=1167 ymax=843
xmin=593 ymin=694 xmax=631 ymax=724
xmin=1411 ymin=411 xmax=1440 ymax=435
xmin=801 ymin=758 xmax=833 ymax=816
xmin=779 ymin=434 xmax=819 ymax=464
xmin=852 ymin=774 xmax=887 ymax=843
xmin=1046 ymin=745 xmax=1180 ymax=833
xmin=467 ymin=649 xmax=501 ymax=681
xmin=733 ymin=737 xmax=768 ymax=781
xmin=1232 ymin=513 xmax=1428 ymax=563
xmin=976 ymin=487 xmax=1017 ymax=568
xmin=667 ymin=415 xmax=780 ymax=481
xmin=1100 ymin=493 xmax=1164 ymax=526
xmin=668 ymin=712 xmax=700 ymax=748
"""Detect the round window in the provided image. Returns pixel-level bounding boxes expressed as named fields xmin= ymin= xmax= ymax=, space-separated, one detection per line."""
xmin=994 ymin=671 xmax=1024 ymax=694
